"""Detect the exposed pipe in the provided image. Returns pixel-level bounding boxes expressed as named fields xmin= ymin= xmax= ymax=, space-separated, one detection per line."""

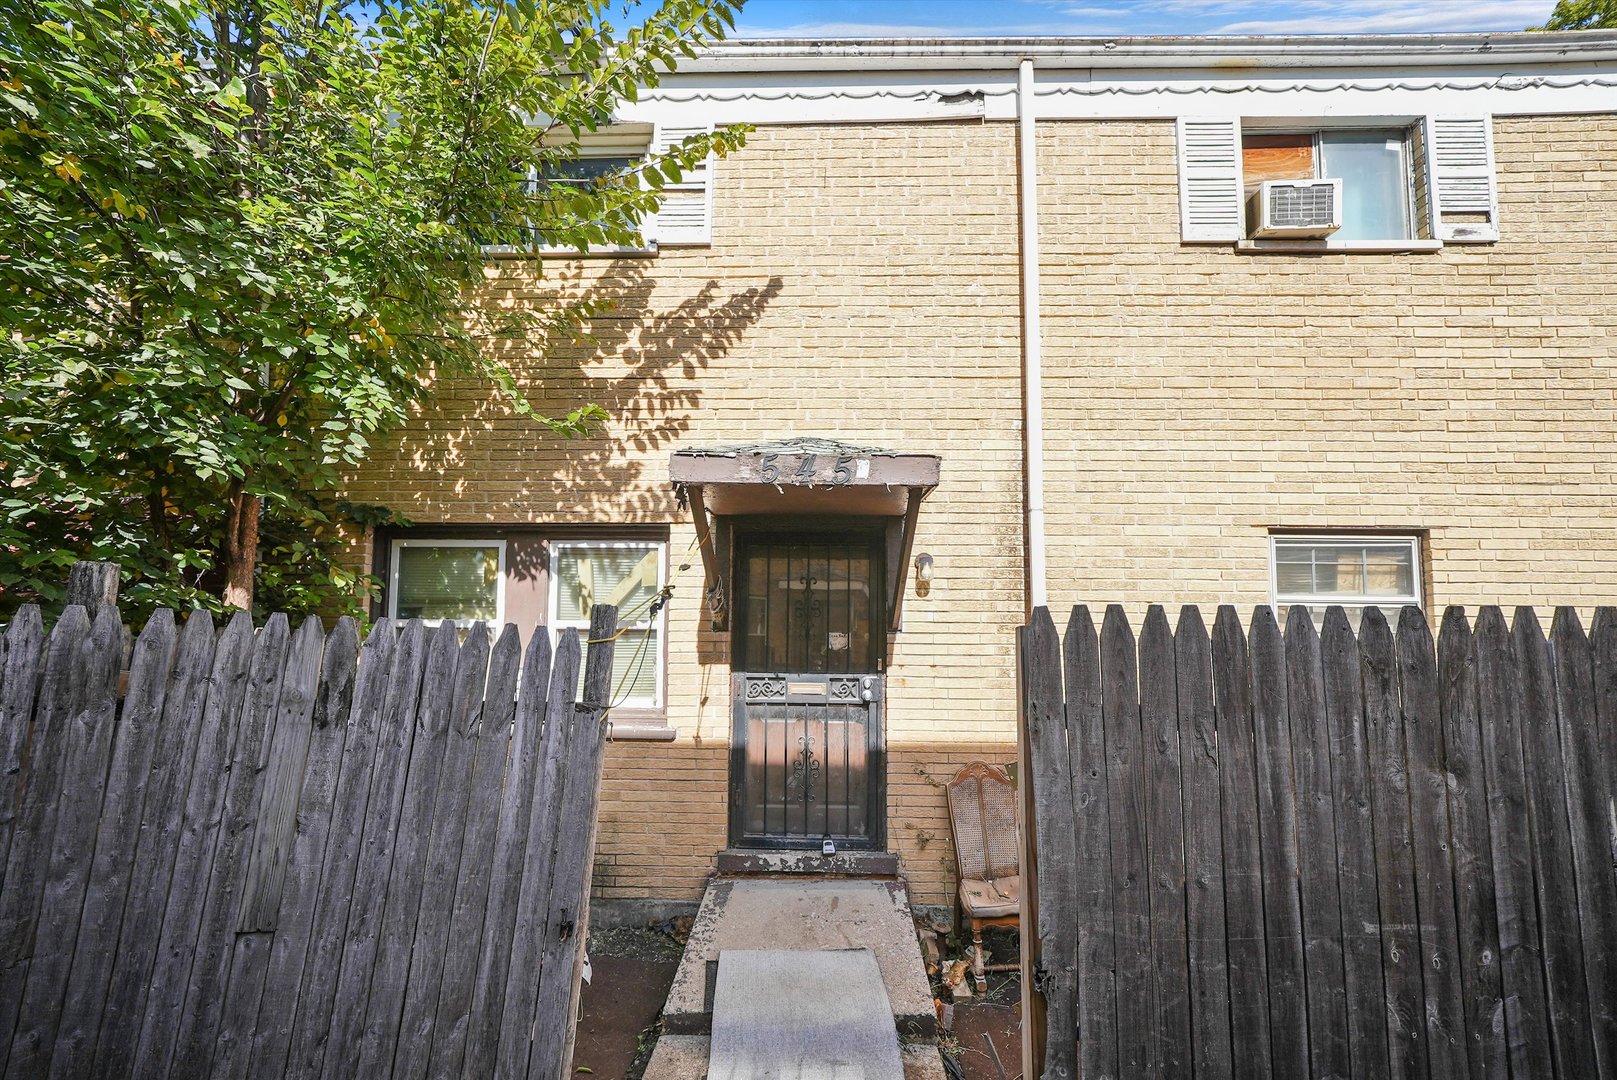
xmin=1018 ymin=58 xmax=1048 ymax=612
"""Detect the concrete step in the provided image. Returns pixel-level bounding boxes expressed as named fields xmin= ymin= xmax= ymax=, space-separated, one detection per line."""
xmin=662 ymin=879 xmax=937 ymax=1043
xmin=644 ymin=1036 xmax=948 ymax=1080
xmin=709 ymin=948 xmax=905 ymax=1078
xmin=715 ymin=848 xmax=900 ymax=878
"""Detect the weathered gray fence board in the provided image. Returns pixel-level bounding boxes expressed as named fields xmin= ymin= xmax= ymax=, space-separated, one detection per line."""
xmin=1284 ymin=608 xmax=1350 ymax=1080
xmin=50 ymin=610 xmax=177 ymax=1079
xmin=425 ymin=624 xmax=526 ymax=1080
xmin=1173 ymin=606 xmax=1230 ymax=1080
xmin=1020 ymin=610 xmax=1077 ymax=1080
xmin=1211 ymin=605 xmax=1272 ymax=1080
xmin=1319 ymin=607 xmax=1388 ymax=1080
xmin=461 ymin=629 xmax=554 ymax=1080
xmin=134 ymin=610 xmax=255 ymax=1078
xmin=322 ymin=617 xmax=428 ymax=1080
xmin=1140 ymin=606 xmax=1190 ymax=1080
xmin=0 ymin=607 xmax=45 ymax=892
xmin=1514 ymin=608 xmax=1599 ymax=1078
xmin=0 ymin=573 xmax=612 ymax=1080
xmin=1550 ymin=608 xmax=1617 ymax=1079
xmin=1100 ymin=605 xmax=1153 ymax=1079
xmin=284 ymin=618 xmax=397 ymax=1080
xmin=213 ymin=616 xmax=327 ymax=1080
xmin=94 ymin=609 xmax=218 ymax=1080
xmin=0 ymin=606 xmax=91 ymax=1072
xmin=529 ymin=605 xmax=619 ymax=1079
xmin=391 ymin=622 xmax=491 ymax=1080
xmin=1394 ymin=607 xmax=1467 ymax=1079
xmin=1434 ymin=608 xmax=1507 ymax=1080
xmin=1359 ymin=608 xmax=1425 ymax=1080
xmin=1248 ymin=606 xmax=1307 ymax=1080
xmin=9 ymin=606 xmax=123 ymax=1076
xmin=171 ymin=612 xmax=292 ymax=1078
xmin=1064 ymin=606 xmax=1117 ymax=1080
xmin=356 ymin=622 xmax=460 ymax=1076
xmin=1472 ymin=606 xmax=1554 ymax=1080
xmin=248 ymin=617 xmax=359 ymax=1080
xmin=496 ymin=629 xmax=583 ymax=1078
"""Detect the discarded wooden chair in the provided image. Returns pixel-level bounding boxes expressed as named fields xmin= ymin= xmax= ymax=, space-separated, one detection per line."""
xmin=945 ymin=761 xmax=1021 ymax=992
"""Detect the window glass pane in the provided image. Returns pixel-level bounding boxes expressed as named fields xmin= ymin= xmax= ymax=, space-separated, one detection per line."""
xmin=1274 ymin=538 xmax=1417 ymax=603
xmin=1365 ymin=548 xmax=1416 ymax=596
xmin=545 ymin=155 xmax=636 ymax=186
xmin=1320 ymin=131 xmax=1411 ymax=242
xmin=1274 ymin=547 xmax=1317 ymax=596
xmin=578 ymin=629 xmax=658 ymax=706
xmin=395 ymin=545 xmax=499 ymax=623
xmin=555 ymin=544 xmax=660 ymax=624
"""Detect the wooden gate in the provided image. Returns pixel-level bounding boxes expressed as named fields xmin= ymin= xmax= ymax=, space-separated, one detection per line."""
xmin=0 ymin=568 xmax=617 ymax=1080
xmin=1018 ymin=601 xmax=1617 ymax=1080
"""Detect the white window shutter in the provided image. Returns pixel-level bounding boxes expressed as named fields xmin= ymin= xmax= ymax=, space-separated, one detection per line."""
xmin=1176 ymin=117 xmax=1244 ymax=243
xmin=649 ymin=123 xmax=713 ymax=246
xmin=1424 ymin=115 xmax=1499 ymax=243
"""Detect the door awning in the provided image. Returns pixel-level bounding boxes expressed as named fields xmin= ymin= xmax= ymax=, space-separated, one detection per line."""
xmin=670 ymin=438 xmax=940 ymax=632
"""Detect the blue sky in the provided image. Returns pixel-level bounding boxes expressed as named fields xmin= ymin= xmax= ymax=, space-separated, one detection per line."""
xmin=728 ymin=0 xmax=1562 ymax=37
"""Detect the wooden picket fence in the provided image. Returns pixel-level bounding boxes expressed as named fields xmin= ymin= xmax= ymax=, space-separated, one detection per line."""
xmin=0 ymin=584 xmax=617 ymax=1078
xmin=1018 ymin=602 xmax=1617 ymax=1080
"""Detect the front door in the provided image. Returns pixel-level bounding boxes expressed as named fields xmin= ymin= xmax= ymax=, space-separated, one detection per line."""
xmin=729 ymin=531 xmax=885 ymax=850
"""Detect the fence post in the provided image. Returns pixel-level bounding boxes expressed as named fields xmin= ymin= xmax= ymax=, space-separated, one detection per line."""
xmin=65 ymin=563 xmax=120 ymax=619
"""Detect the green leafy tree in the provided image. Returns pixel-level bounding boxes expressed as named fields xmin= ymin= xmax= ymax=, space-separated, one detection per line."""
xmin=0 ymin=0 xmax=745 ymax=620
xmin=1532 ymin=0 xmax=1617 ymax=28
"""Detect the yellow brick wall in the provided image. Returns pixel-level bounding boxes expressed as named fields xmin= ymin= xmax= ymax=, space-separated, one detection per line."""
xmin=345 ymin=113 xmax=1617 ymax=907
xmin=1037 ymin=115 xmax=1617 ymax=624
xmin=344 ymin=122 xmax=1028 ymax=907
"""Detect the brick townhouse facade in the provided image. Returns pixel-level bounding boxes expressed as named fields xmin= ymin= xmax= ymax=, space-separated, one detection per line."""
xmin=342 ymin=32 xmax=1617 ymax=913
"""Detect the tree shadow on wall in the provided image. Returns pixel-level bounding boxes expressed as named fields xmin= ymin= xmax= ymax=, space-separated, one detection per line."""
xmin=370 ymin=260 xmax=785 ymax=577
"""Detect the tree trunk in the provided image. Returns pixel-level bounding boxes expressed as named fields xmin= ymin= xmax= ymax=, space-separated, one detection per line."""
xmin=221 ymin=488 xmax=260 ymax=611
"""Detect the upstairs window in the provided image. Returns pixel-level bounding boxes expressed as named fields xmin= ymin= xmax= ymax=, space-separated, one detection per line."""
xmin=1243 ymin=129 xmax=1413 ymax=243
xmin=1178 ymin=115 xmax=1498 ymax=247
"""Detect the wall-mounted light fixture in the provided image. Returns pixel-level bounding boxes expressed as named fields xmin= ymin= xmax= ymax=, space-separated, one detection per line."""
xmin=914 ymin=553 xmax=934 ymax=598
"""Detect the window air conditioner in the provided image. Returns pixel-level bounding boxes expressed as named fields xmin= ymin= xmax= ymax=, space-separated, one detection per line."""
xmin=1249 ymin=178 xmax=1342 ymax=238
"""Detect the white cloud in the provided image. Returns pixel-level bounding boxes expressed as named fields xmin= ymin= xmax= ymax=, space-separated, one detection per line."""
xmin=1211 ymin=0 xmax=1556 ymax=35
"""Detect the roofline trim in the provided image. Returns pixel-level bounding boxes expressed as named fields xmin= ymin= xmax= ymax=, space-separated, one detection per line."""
xmin=686 ymin=31 xmax=1617 ymax=72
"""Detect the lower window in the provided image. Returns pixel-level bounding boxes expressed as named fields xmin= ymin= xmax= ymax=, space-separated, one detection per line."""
xmin=388 ymin=539 xmax=505 ymax=628
xmin=1270 ymin=533 xmax=1422 ymax=625
xmin=378 ymin=529 xmax=668 ymax=719
xmin=550 ymin=540 xmax=665 ymax=710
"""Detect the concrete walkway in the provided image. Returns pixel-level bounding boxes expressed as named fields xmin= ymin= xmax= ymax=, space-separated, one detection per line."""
xmin=645 ymin=879 xmax=945 ymax=1080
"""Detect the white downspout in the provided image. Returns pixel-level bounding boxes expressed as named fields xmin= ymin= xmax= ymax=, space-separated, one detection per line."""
xmin=1018 ymin=58 xmax=1048 ymax=612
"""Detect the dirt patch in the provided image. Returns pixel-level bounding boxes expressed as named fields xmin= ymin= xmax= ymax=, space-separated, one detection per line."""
xmin=572 ymin=927 xmax=684 ymax=1079
xmin=948 ymin=972 xmax=1021 ymax=1080
xmin=924 ymin=925 xmax=1022 ymax=1080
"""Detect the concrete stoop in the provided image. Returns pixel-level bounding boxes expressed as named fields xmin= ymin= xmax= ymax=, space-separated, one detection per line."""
xmin=644 ymin=878 xmax=941 ymax=1079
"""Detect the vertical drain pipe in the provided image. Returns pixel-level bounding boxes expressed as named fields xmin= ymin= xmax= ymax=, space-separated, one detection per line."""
xmin=1018 ymin=58 xmax=1048 ymax=612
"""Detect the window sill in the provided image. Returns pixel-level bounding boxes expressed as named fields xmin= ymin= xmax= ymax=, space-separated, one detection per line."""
xmin=480 ymin=243 xmax=659 ymax=259
xmin=606 ymin=714 xmax=678 ymax=742
xmin=1235 ymin=238 xmax=1444 ymax=255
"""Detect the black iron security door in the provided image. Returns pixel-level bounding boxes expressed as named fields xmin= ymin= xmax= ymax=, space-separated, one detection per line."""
xmin=730 ymin=534 xmax=885 ymax=850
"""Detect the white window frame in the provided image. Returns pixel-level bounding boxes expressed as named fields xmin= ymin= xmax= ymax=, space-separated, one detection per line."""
xmin=547 ymin=539 xmax=668 ymax=710
xmin=387 ymin=537 xmax=507 ymax=628
xmin=1270 ymin=533 xmax=1423 ymax=613
xmin=482 ymin=123 xmax=660 ymax=257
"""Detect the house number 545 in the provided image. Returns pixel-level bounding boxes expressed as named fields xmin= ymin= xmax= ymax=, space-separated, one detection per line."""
xmin=758 ymin=454 xmax=856 ymax=486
